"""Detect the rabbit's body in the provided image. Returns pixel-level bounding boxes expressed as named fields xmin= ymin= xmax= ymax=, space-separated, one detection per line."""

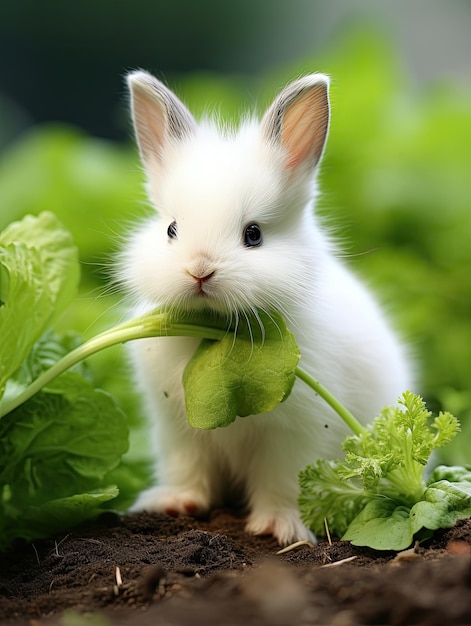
xmin=121 ymin=72 xmax=412 ymax=544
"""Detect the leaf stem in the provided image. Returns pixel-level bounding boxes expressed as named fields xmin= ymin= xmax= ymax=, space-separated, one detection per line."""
xmin=1 ymin=313 xmax=367 ymax=439
xmin=0 ymin=316 xmax=226 ymax=418
xmin=295 ymin=366 xmax=368 ymax=436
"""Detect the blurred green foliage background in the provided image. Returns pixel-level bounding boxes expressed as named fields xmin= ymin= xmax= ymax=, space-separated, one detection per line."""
xmin=1 ymin=1 xmax=471 ymax=476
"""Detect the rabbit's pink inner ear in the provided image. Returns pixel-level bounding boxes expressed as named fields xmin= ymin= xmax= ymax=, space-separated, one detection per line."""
xmin=129 ymin=81 xmax=169 ymax=165
xmin=127 ymin=71 xmax=196 ymax=168
xmin=281 ymin=83 xmax=330 ymax=170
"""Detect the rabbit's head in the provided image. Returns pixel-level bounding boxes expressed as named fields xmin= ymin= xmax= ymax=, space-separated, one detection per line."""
xmin=120 ymin=71 xmax=330 ymax=323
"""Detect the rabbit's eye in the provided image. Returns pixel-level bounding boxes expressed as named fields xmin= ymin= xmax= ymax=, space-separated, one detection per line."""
xmin=167 ymin=221 xmax=178 ymax=240
xmin=244 ymin=223 xmax=262 ymax=247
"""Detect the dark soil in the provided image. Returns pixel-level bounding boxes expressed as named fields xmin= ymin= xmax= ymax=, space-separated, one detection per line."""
xmin=1 ymin=510 xmax=471 ymax=625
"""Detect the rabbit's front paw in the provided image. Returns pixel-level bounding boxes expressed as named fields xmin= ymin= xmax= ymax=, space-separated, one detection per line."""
xmin=246 ymin=508 xmax=316 ymax=546
xmin=130 ymin=485 xmax=210 ymax=518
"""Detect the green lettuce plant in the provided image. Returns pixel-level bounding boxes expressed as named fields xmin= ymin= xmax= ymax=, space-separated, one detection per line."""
xmin=299 ymin=392 xmax=471 ymax=550
xmin=0 ymin=213 xmax=128 ymax=547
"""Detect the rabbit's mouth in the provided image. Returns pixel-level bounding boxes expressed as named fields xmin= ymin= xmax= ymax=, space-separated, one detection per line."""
xmin=189 ymin=270 xmax=216 ymax=297
xmin=184 ymin=286 xmax=235 ymax=317
xmin=186 ymin=283 xmax=218 ymax=308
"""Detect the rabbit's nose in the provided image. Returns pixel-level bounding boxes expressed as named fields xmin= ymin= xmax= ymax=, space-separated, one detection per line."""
xmin=186 ymin=257 xmax=216 ymax=283
xmin=189 ymin=270 xmax=215 ymax=284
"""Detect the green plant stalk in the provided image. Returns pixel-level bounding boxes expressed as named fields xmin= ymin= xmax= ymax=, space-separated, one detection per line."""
xmin=0 ymin=314 xmax=226 ymax=418
xmin=0 ymin=314 xmax=367 ymax=439
xmin=295 ymin=366 xmax=367 ymax=437
xmin=372 ymin=430 xmax=427 ymax=505
xmin=374 ymin=465 xmax=426 ymax=507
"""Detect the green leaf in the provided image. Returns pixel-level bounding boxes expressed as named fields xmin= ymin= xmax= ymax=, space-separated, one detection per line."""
xmin=299 ymin=460 xmax=367 ymax=538
xmin=343 ymin=475 xmax=471 ymax=551
xmin=429 ymin=464 xmax=471 ymax=485
xmin=0 ymin=212 xmax=79 ymax=398
xmin=0 ymin=211 xmax=80 ymax=325
xmin=342 ymin=499 xmax=414 ymax=551
xmin=0 ymin=372 xmax=128 ymax=529
xmin=410 ymin=479 xmax=471 ymax=532
xmin=0 ymin=372 xmax=128 ymax=500
xmin=2 ymin=330 xmax=88 ymax=406
xmin=183 ymin=311 xmax=301 ymax=429
xmin=0 ymin=487 xmax=119 ymax=549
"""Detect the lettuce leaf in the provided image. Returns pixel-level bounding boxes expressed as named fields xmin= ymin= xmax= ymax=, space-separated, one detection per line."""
xmin=0 ymin=370 xmax=128 ymax=548
xmin=0 ymin=212 xmax=79 ymax=397
xmin=0 ymin=488 xmax=119 ymax=548
xmin=341 ymin=470 xmax=471 ymax=550
xmin=0 ymin=213 xmax=127 ymax=549
xmin=183 ymin=311 xmax=301 ymax=429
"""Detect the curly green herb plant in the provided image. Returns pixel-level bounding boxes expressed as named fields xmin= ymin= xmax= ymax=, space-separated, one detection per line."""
xmin=299 ymin=392 xmax=471 ymax=550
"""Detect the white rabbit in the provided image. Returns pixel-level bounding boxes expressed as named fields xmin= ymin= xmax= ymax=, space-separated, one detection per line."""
xmin=119 ymin=70 xmax=413 ymax=544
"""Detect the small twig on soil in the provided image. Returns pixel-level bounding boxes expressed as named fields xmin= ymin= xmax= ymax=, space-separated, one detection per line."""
xmin=53 ymin=534 xmax=70 ymax=557
xmin=319 ymin=556 xmax=358 ymax=568
xmin=276 ymin=540 xmax=315 ymax=555
xmin=31 ymin=543 xmax=40 ymax=566
xmin=113 ymin=566 xmax=123 ymax=596
xmin=115 ymin=566 xmax=123 ymax=587
xmin=78 ymin=537 xmax=104 ymax=545
xmin=324 ymin=518 xmax=332 ymax=546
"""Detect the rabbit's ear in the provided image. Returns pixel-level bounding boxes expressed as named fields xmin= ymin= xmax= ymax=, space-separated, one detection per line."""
xmin=127 ymin=70 xmax=196 ymax=167
xmin=261 ymin=74 xmax=330 ymax=171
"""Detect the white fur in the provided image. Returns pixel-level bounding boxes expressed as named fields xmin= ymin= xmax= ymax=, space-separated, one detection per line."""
xmin=119 ymin=72 xmax=413 ymax=545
